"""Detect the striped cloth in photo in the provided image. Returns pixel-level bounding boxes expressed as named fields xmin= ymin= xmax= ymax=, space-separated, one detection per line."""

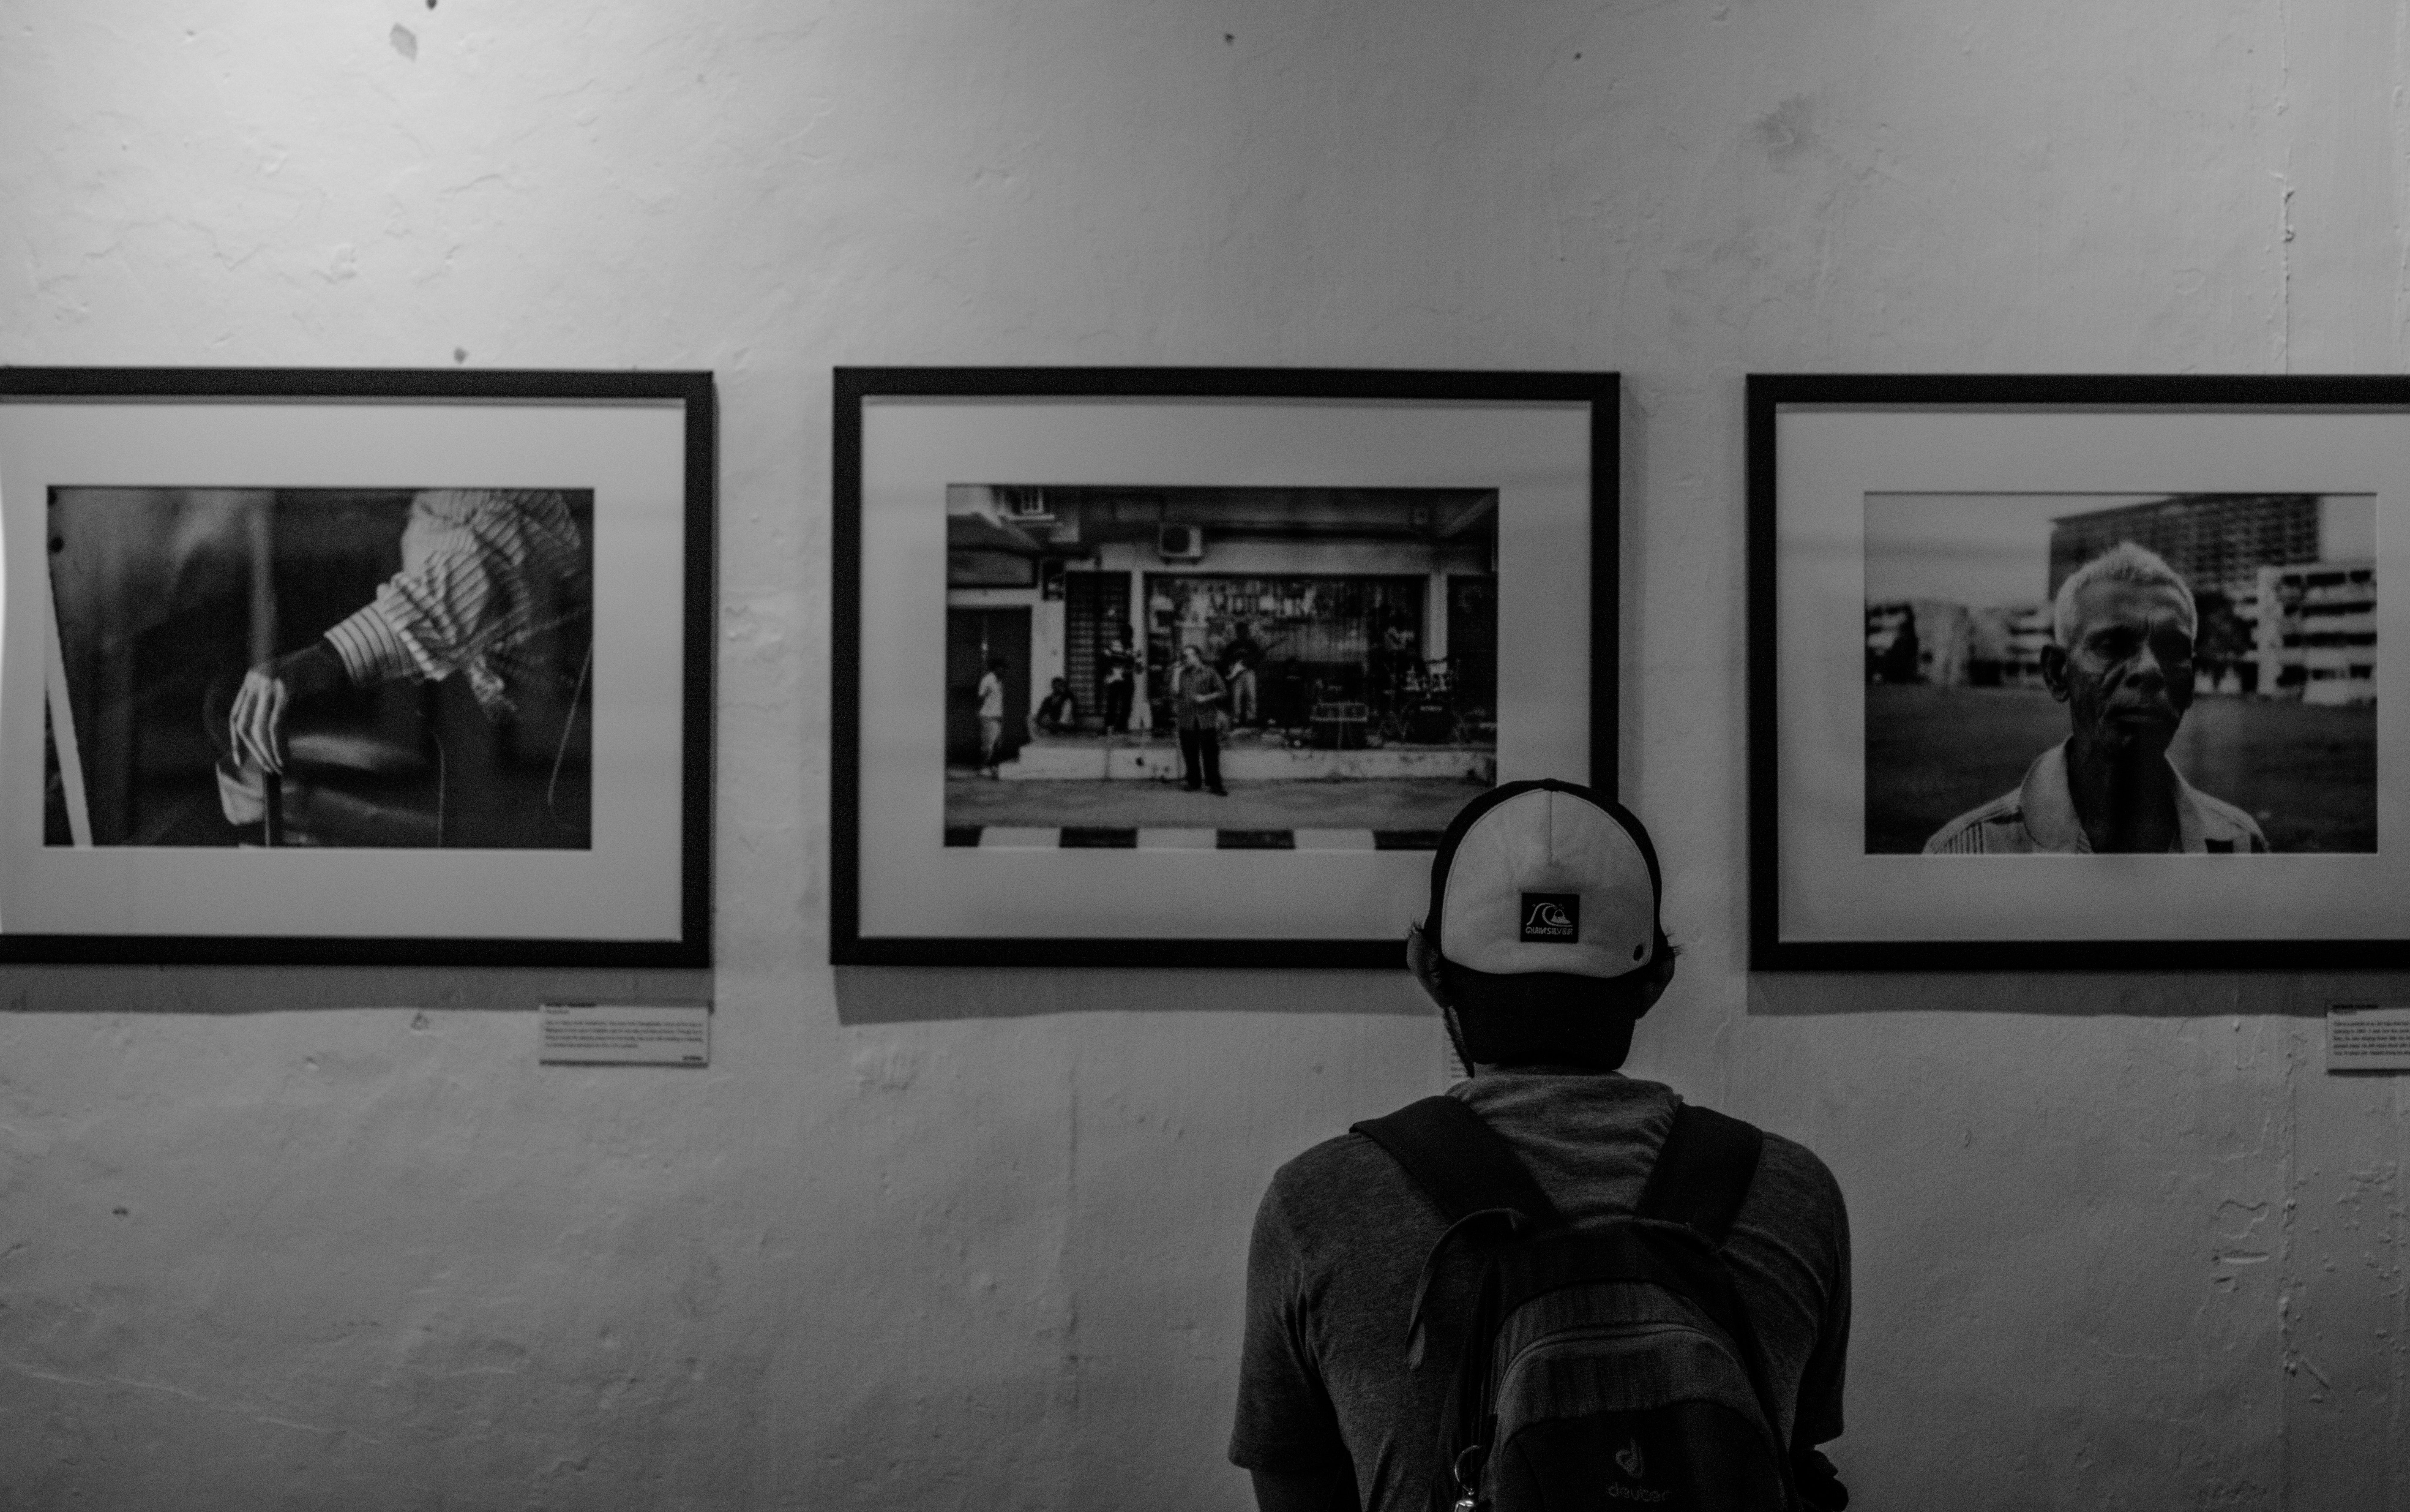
xmin=322 ymin=489 xmax=584 ymax=721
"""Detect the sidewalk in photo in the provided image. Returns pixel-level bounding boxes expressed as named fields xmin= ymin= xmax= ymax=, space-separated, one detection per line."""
xmin=943 ymin=774 xmax=1486 ymax=839
xmin=997 ymin=730 xmax=1495 ymax=783
xmin=946 ymin=825 xmax=1447 ymax=851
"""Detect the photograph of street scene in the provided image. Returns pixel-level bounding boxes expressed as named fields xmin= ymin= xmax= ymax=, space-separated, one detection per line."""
xmin=942 ymin=484 xmax=1498 ymax=850
xmin=1865 ymin=491 xmax=2375 ymax=855
xmin=45 ymin=487 xmax=594 ymax=850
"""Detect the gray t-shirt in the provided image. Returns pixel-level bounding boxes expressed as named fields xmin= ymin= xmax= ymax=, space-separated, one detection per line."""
xmin=1228 ymin=1072 xmax=1850 ymax=1511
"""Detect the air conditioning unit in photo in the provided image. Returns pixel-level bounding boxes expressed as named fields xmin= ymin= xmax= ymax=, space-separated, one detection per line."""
xmin=1001 ymin=486 xmax=1054 ymax=522
xmin=1157 ymin=523 xmax=1204 ymax=560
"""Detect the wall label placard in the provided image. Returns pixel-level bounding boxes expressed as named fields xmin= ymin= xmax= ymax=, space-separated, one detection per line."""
xmin=539 ymin=1003 xmax=710 ymax=1066
xmin=2326 ymin=1004 xmax=2410 ymax=1072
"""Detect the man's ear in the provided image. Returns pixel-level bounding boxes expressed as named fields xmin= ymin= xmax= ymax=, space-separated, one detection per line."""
xmin=1405 ymin=923 xmax=1450 ymax=1009
xmin=2040 ymin=643 xmax=2070 ymax=702
xmin=1629 ymin=946 xmax=1678 ymax=1018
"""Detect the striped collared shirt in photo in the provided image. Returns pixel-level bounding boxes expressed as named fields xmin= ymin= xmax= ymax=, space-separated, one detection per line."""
xmin=321 ymin=489 xmax=584 ymax=720
xmin=1922 ymin=740 xmax=2269 ymax=855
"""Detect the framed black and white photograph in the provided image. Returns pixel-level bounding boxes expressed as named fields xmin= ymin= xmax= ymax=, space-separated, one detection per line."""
xmin=833 ymin=368 xmax=1618 ymax=967
xmin=1750 ymin=374 xmax=2409 ymax=970
xmin=0 ymin=368 xmax=715 ymax=965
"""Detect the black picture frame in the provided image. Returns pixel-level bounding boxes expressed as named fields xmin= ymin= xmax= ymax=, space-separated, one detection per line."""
xmin=0 ymin=367 xmax=715 ymax=967
xmin=1750 ymin=373 xmax=2407 ymax=970
xmin=832 ymin=366 xmax=1619 ymax=968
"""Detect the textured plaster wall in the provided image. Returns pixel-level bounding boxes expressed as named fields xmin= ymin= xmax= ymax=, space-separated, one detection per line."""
xmin=4 ymin=1 xmax=2410 ymax=1507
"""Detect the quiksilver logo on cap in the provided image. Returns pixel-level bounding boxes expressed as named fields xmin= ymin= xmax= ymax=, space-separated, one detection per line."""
xmin=1519 ymin=892 xmax=1580 ymax=943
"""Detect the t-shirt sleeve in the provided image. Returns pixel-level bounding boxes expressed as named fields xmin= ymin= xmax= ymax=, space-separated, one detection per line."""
xmin=1228 ymin=1174 xmax=1351 ymax=1474
xmin=1790 ymin=1162 xmax=1852 ymax=1448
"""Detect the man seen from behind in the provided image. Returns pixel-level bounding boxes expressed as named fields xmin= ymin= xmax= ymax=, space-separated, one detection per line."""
xmin=1231 ymin=781 xmax=1851 ymax=1511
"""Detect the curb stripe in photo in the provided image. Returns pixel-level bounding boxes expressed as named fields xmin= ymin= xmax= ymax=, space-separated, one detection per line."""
xmin=1215 ymin=830 xmax=1295 ymax=850
xmin=1292 ymin=828 xmax=1376 ymax=851
xmin=942 ymin=825 xmax=1444 ymax=851
xmin=1135 ymin=828 xmax=1219 ymax=850
xmin=976 ymin=827 xmax=1061 ymax=849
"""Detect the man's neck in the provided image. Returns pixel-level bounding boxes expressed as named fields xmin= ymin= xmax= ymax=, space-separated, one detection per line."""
xmin=2063 ymin=735 xmax=2180 ymax=852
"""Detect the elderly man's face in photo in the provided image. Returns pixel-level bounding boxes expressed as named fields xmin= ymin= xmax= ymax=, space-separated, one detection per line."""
xmin=2045 ymin=578 xmax=2197 ymax=755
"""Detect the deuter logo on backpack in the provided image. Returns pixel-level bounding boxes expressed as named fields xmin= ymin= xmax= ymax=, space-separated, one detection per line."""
xmin=1600 ymin=1444 xmax=1677 ymax=1502
xmin=1604 ymin=1437 xmax=1672 ymax=1502
xmin=1518 ymin=892 xmax=1580 ymax=943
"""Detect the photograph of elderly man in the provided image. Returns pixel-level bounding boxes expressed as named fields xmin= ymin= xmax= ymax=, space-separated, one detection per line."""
xmin=1863 ymin=491 xmax=2376 ymax=855
xmin=1924 ymin=544 xmax=2264 ymax=854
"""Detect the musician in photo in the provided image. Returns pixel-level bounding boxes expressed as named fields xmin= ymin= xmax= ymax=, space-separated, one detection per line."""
xmin=1220 ymin=620 xmax=1265 ymax=727
xmin=1100 ymin=624 xmax=1139 ymax=735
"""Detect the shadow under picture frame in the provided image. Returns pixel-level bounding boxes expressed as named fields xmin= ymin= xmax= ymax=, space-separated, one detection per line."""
xmin=831 ymin=367 xmax=1620 ymax=969
xmin=0 ymin=367 xmax=716 ymax=968
xmin=1749 ymin=373 xmax=2409 ymax=972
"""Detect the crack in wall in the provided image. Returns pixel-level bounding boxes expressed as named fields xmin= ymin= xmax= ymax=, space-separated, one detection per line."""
xmin=2397 ymin=0 xmax=2410 ymax=367
xmin=2277 ymin=0 xmax=2295 ymax=370
xmin=2278 ymin=1021 xmax=2302 ymax=1503
xmin=2390 ymin=1076 xmax=2410 ymax=1512
xmin=1 ymin=1360 xmax=342 ymax=1437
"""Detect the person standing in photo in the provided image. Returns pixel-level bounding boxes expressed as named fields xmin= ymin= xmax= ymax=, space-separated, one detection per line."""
xmin=1100 ymin=624 xmax=1138 ymax=735
xmin=1382 ymin=610 xmax=1417 ymax=678
xmin=1221 ymin=620 xmax=1265 ymax=727
xmin=976 ymin=657 xmax=1008 ymax=777
xmin=1174 ymin=642 xmax=1229 ymax=795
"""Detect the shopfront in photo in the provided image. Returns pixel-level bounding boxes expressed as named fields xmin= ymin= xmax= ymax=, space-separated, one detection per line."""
xmin=941 ymin=484 xmax=1500 ymax=845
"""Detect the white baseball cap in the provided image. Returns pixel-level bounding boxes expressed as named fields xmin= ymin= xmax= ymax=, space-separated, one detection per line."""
xmin=1423 ymin=779 xmax=1662 ymax=981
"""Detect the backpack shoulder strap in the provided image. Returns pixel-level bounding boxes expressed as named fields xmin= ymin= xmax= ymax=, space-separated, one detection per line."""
xmin=1351 ymin=1095 xmax=1562 ymax=1229
xmin=1636 ymin=1102 xmax=1763 ymax=1243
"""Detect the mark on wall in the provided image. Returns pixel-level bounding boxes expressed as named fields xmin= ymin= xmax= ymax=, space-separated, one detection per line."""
xmin=2214 ymin=1198 xmax=2272 ymax=1278
xmin=390 ymin=25 xmax=417 ymax=61
xmin=851 ymin=1041 xmax=921 ymax=1093
xmin=1752 ymin=94 xmax=1815 ymax=166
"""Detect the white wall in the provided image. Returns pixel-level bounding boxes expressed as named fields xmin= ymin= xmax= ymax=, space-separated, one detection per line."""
xmin=5 ymin=2 xmax=2410 ymax=1507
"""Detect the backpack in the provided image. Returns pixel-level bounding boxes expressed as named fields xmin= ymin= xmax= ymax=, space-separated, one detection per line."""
xmin=1351 ymin=1095 xmax=1810 ymax=1512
